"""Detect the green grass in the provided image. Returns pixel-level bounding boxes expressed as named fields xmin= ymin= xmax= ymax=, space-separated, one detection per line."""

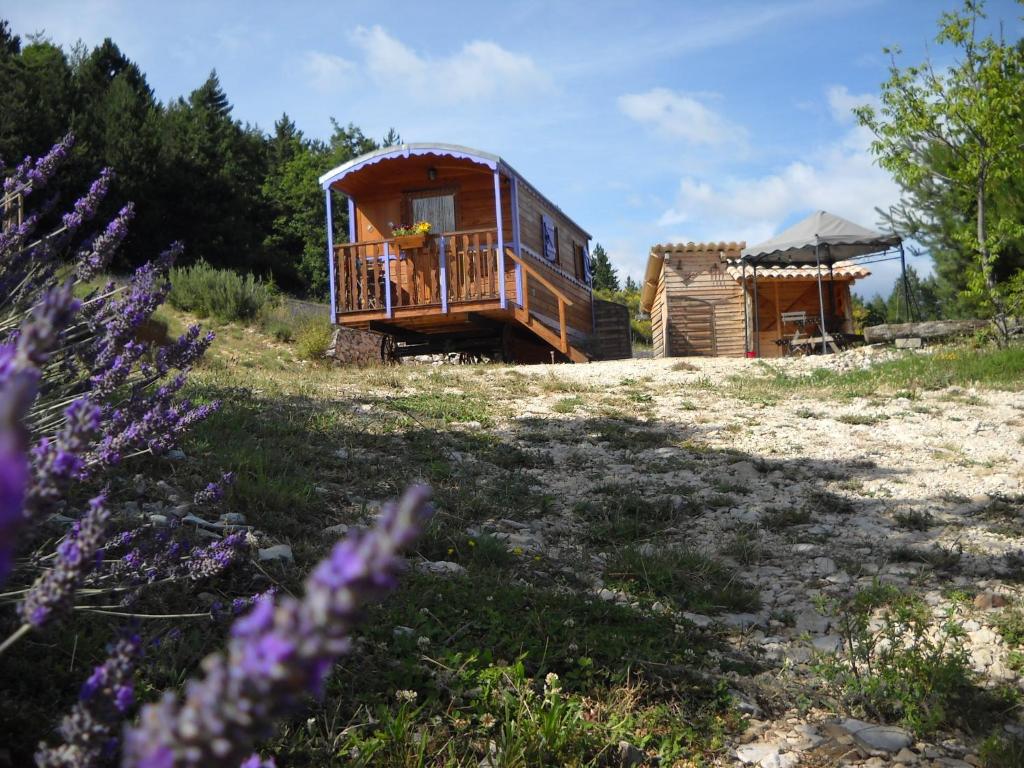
xmin=728 ymin=344 xmax=1024 ymax=401
xmin=605 ymin=546 xmax=760 ymax=615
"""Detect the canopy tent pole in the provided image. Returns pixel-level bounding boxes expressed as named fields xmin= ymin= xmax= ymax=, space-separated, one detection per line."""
xmin=741 ymin=262 xmax=749 ymax=356
xmin=815 ymin=242 xmax=828 ymax=355
xmin=899 ymin=242 xmax=914 ymax=322
xmin=752 ymin=264 xmax=760 ymax=357
xmin=827 ymin=262 xmax=836 ymax=322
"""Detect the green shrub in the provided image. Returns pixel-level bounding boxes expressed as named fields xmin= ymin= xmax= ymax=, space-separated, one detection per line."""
xmin=815 ymin=582 xmax=984 ymax=736
xmin=257 ymin=303 xmax=298 ymax=342
xmin=169 ymin=260 xmax=276 ymax=322
xmin=294 ymin=316 xmax=333 ymax=361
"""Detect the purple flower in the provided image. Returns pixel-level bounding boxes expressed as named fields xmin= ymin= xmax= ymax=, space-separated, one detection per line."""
xmin=20 ymin=494 xmax=110 ymax=628
xmin=75 ymin=203 xmax=135 ymax=282
xmin=122 ymin=485 xmax=433 ymax=768
xmin=0 ymin=435 xmax=27 ymax=582
xmin=193 ymin=472 xmax=236 ymax=507
xmin=36 ymin=634 xmax=140 ymax=768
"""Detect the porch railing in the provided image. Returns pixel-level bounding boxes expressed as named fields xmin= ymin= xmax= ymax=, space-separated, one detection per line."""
xmin=334 ymin=228 xmax=501 ymax=315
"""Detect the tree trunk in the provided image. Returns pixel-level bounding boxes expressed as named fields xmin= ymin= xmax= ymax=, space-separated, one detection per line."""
xmin=977 ymin=171 xmax=1010 ymax=346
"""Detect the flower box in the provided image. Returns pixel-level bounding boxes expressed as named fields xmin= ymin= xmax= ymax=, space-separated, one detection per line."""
xmin=392 ymin=233 xmax=429 ymax=250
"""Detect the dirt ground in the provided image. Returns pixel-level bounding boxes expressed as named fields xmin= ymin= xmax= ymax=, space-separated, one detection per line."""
xmin=465 ymin=352 xmax=1024 ymax=766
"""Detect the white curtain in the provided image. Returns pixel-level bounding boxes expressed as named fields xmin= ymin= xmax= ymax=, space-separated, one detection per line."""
xmin=411 ymin=194 xmax=456 ymax=233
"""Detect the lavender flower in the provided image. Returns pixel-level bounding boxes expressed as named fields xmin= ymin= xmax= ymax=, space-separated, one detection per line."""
xmin=61 ymin=169 xmax=113 ymax=235
xmin=0 ymin=429 xmax=27 ymax=582
xmin=3 ymin=133 xmax=73 ymax=198
xmin=20 ymin=494 xmax=110 ymax=628
xmin=122 ymin=485 xmax=433 ymax=768
xmin=75 ymin=204 xmax=135 ymax=282
xmin=36 ymin=634 xmax=141 ymax=768
xmin=12 ymin=283 xmax=81 ymax=371
xmin=193 ymin=473 xmax=236 ymax=507
xmin=185 ymin=532 xmax=248 ymax=580
xmin=26 ymin=398 xmax=101 ymax=519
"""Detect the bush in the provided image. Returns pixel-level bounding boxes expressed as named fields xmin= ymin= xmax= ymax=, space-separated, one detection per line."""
xmin=814 ymin=583 xmax=989 ymax=736
xmin=257 ymin=303 xmax=298 ymax=342
xmin=169 ymin=260 xmax=276 ymax=322
xmin=294 ymin=316 xmax=333 ymax=361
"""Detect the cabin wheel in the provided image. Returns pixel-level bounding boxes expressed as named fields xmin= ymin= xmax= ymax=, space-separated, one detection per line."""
xmin=380 ymin=335 xmax=400 ymax=364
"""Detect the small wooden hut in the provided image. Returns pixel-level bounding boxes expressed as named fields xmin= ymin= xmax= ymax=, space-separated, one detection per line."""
xmin=639 ymin=241 xmax=869 ymax=358
xmin=319 ymin=143 xmax=629 ymax=363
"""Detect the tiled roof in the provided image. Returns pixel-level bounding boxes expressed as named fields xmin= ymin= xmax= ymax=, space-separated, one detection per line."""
xmin=651 ymin=241 xmax=745 ymax=256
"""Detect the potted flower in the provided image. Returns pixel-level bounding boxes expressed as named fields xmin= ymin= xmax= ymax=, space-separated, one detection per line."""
xmin=392 ymin=221 xmax=432 ymax=250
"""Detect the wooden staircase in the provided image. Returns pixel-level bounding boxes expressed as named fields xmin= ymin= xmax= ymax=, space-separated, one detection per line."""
xmin=505 ymin=248 xmax=589 ymax=363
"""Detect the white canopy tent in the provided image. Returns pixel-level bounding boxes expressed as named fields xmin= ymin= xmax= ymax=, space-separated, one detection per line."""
xmin=739 ymin=210 xmax=906 ymax=355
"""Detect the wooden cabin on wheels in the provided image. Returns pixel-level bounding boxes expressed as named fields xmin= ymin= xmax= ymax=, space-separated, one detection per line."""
xmin=319 ymin=143 xmax=627 ymax=363
xmin=640 ymin=240 xmax=870 ymax=359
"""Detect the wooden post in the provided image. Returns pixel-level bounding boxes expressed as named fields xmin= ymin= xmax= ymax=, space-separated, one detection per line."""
xmin=522 ymin=270 xmax=530 ymax=315
xmin=558 ymin=299 xmax=568 ymax=352
xmin=325 ymin=189 xmax=336 ymax=321
xmin=383 ymin=241 xmax=393 ymax=318
xmin=439 ymin=235 xmax=448 ymax=313
xmin=494 ymin=170 xmax=507 ymax=309
xmin=511 ymin=176 xmax=523 ymax=305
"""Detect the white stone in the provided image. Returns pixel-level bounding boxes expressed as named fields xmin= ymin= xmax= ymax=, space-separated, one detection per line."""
xmin=736 ymin=742 xmax=779 ymax=764
xmin=839 ymin=718 xmax=912 ymax=753
xmin=417 ymin=560 xmax=466 ymax=576
xmin=258 ymin=544 xmax=294 ymax=564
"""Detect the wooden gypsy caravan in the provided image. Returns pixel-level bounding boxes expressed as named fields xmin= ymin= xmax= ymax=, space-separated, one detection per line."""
xmin=319 ymin=143 xmax=629 ymax=363
xmin=640 ymin=237 xmax=872 ymax=359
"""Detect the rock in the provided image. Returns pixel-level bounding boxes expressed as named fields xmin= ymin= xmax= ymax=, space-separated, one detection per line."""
xmin=323 ymin=523 xmax=350 ymax=537
xmin=893 ymin=747 xmax=918 ymax=764
xmin=682 ymin=612 xmax=713 ymax=628
xmin=393 ymin=625 xmax=415 ymax=638
xmin=219 ymin=512 xmax=247 ymax=526
xmin=811 ymin=634 xmax=842 ymax=653
xmin=417 ymin=560 xmax=466 ymax=576
xmin=812 ymin=557 xmax=837 ymax=576
xmin=148 ymin=514 xmax=169 ymax=526
xmin=598 ymin=588 xmax=617 ymax=602
xmin=729 ymin=691 xmax=762 ymax=717
xmin=720 ymin=612 xmax=762 ymax=630
xmin=166 ymin=448 xmax=186 ymax=460
xmin=617 ymin=740 xmax=646 ymax=767
xmin=839 ymin=718 xmax=912 ymax=753
xmin=895 ymin=337 xmax=923 ymax=349
xmin=973 ymin=591 xmax=1008 ymax=610
xmin=258 ymin=544 xmax=294 ymax=564
xmin=169 ymin=503 xmax=193 ymax=518
xmin=334 ymin=448 xmax=349 ymax=459
xmin=736 ymin=742 xmax=779 ymax=765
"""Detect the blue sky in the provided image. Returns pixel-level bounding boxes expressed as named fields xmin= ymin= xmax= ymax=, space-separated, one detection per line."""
xmin=7 ymin=0 xmax=1023 ymax=297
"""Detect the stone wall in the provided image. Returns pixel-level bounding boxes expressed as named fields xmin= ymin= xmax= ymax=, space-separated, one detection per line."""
xmin=324 ymin=326 xmax=383 ymax=365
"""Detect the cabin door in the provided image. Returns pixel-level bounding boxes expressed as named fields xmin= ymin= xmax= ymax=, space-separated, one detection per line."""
xmin=411 ymin=192 xmax=456 ymax=233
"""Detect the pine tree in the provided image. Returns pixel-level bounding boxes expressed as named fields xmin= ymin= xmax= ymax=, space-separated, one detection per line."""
xmin=590 ymin=244 xmax=619 ymax=292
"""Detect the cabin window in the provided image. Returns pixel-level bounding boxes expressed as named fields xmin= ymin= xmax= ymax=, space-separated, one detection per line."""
xmin=572 ymin=242 xmax=588 ymax=281
xmin=410 ymin=192 xmax=456 ymax=233
xmin=541 ymin=214 xmax=557 ymax=262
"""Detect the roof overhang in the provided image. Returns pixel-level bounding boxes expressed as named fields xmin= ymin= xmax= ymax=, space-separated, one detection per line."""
xmin=639 ymin=251 xmax=665 ymax=313
xmin=319 ymin=142 xmax=591 ymax=239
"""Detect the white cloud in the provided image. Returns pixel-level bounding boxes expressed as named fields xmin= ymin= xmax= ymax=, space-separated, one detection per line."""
xmin=617 ymin=88 xmax=746 ymax=147
xmin=347 ymin=26 xmax=552 ymax=103
xmin=826 ymin=84 xmax=878 ymax=124
xmin=303 ymin=51 xmax=356 ymax=91
xmin=656 ymin=122 xmax=899 ymax=248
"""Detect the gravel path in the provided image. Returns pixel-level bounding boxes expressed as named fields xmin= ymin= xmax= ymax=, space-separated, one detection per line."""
xmin=475 ymin=350 xmax=1024 ymax=766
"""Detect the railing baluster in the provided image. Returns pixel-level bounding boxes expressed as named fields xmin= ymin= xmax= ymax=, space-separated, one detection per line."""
xmin=485 ymin=231 xmax=494 ymax=297
xmin=473 ymin=233 xmax=482 ymax=299
xmin=349 ymin=247 xmax=358 ymax=310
